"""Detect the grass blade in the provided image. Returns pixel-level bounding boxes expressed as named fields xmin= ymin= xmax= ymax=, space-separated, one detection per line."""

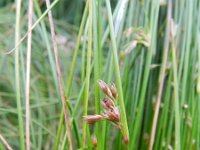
xmin=15 ymin=0 xmax=25 ymax=149
xmin=45 ymin=0 xmax=73 ymax=149
xmin=105 ymin=0 xmax=129 ymax=143
xmin=25 ymin=0 xmax=33 ymax=149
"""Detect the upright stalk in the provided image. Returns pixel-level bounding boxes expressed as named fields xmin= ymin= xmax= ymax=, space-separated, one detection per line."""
xmin=92 ymin=0 xmax=102 ymax=149
xmin=130 ymin=0 xmax=160 ymax=148
xmin=25 ymin=0 xmax=33 ymax=149
xmin=45 ymin=0 xmax=72 ymax=149
xmin=171 ymin=20 xmax=181 ymax=150
xmin=15 ymin=0 xmax=25 ymax=149
xmin=149 ymin=0 xmax=171 ymax=149
xmin=105 ymin=0 xmax=129 ymax=142
xmin=82 ymin=0 xmax=92 ymax=146
xmin=54 ymin=2 xmax=88 ymax=148
xmin=66 ymin=1 xmax=89 ymax=95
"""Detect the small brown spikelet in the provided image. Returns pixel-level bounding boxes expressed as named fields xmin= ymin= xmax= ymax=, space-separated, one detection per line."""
xmin=101 ymin=98 xmax=114 ymax=110
xmin=84 ymin=115 xmax=103 ymax=124
xmin=92 ymin=135 xmax=97 ymax=147
xmin=110 ymin=83 xmax=118 ymax=99
xmin=107 ymin=107 xmax=120 ymax=122
xmin=98 ymin=80 xmax=112 ymax=97
xmin=123 ymin=135 xmax=129 ymax=144
xmin=84 ymin=80 xmax=126 ymax=144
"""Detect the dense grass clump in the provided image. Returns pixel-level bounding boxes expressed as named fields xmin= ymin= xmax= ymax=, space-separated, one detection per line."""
xmin=0 ymin=0 xmax=199 ymax=150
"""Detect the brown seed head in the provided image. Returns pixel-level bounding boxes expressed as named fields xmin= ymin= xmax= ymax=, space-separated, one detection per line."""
xmin=110 ymin=83 xmax=118 ymax=99
xmin=101 ymin=112 xmax=109 ymax=119
xmin=107 ymin=107 xmax=120 ymax=122
xmin=84 ymin=115 xmax=103 ymax=124
xmin=123 ymin=135 xmax=129 ymax=144
xmin=98 ymin=80 xmax=112 ymax=97
xmin=92 ymin=135 xmax=97 ymax=147
xmin=101 ymin=98 xmax=114 ymax=110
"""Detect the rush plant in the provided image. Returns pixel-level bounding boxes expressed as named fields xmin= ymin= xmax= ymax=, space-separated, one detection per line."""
xmin=0 ymin=0 xmax=199 ymax=150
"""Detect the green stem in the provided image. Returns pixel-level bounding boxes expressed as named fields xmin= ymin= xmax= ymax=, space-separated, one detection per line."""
xmin=82 ymin=0 xmax=92 ymax=146
xmin=15 ymin=0 xmax=25 ymax=149
xmin=105 ymin=0 xmax=129 ymax=142
xmin=66 ymin=0 xmax=89 ymax=96
xmin=171 ymin=32 xmax=181 ymax=150
xmin=54 ymin=1 xmax=89 ymax=148
xmin=92 ymin=0 xmax=102 ymax=149
xmin=130 ymin=0 xmax=160 ymax=148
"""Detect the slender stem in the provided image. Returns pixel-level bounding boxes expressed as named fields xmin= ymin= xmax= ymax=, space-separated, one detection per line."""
xmin=54 ymin=2 xmax=89 ymax=148
xmin=0 ymin=134 xmax=13 ymax=150
xmin=83 ymin=0 xmax=92 ymax=145
xmin=45 ymin=0 xmax=72 ymax=149
xmin=130 ymin=0 xmax=160 ymax=148
xmin=92 ymin=0 xmax=102 ymax=149
xmin=105 ymin=0 xmax=129 ymax=142
xmin=25 ymin=0 xmax=33 ymax=149
xmin=197 ymin=4 xmax=200 ymax=147
xmin=15 ymin=0 xmax=25 ymax=149
xmin=66 ymin=1 xmax=89 ymax=96
xmin=97 ymin=0 xmax=102 ymax=76
xmin=149 ymin=0 xmax=171 ymax=149
xmin=171 ymin=20 xmax=181 ymax=150
xmin=180 ymin=0 xmax=193 ymax=105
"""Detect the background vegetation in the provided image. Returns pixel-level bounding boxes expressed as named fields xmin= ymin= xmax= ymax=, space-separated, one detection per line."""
xmin=0 ymin=0 xmax=199 ymax=149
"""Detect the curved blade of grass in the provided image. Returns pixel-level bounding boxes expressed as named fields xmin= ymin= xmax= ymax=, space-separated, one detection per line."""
xmin=4 ymin=0 xmax=60 ymax=55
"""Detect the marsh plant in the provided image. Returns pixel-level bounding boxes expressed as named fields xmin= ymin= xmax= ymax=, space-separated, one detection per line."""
xmin=0 ymin=0 xmax=199 ymax=150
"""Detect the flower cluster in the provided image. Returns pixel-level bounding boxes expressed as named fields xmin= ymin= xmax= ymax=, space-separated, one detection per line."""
xmin=84 ymin=80 xmax=121 ymax=128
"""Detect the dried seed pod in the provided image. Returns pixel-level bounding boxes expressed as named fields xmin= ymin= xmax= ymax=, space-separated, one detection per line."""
xmin=101 ymin=98 xmax=114 ymax=110
xmin=84 ymin=115 xmax=103 ymax=124
xmin=107 ymin=107 xmax=120 ymax=122
xmin=92 ymin=135 xmax=97 ymax=147
xmin=110 ymin=83 xmax=118 ymax=99
xmin=123 ymin=135 xmax=129 ymax=144
xmin=98 ymin=80 xmax=112 ymax=97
